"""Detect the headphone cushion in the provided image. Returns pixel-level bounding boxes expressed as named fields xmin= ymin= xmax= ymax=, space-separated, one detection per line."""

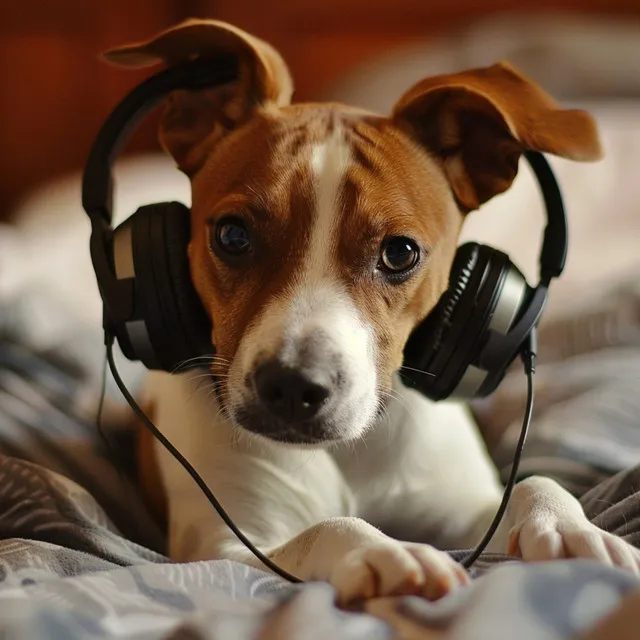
xmin=430 ymin=243 xmax=478 ymax=352
xmin=129 ymin=202 xmax=211 ymax=372
xmin=161 ymin=203 xmax=212 ymax=364
xmin=404 ymin=243 xmax=479 ymax=372
xmin=403 ymin=241 xmax=528 ymax=400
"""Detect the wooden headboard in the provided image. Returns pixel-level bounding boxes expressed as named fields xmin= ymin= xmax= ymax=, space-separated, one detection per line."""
xmin=1 ymin=0 xmax=639 ymax=219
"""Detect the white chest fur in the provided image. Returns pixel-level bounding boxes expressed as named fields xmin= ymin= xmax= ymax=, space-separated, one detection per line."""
xmin=144 ymin=370 xmax=503 ymax=559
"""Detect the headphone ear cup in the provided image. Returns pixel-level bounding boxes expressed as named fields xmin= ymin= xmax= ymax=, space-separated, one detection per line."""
xmin=161 ymin=203 xmax=213 ymax=366
xmin=403 ymin=242 xmax=529 ymax=401
xmin=116 ymin=202 xmax=211 ymax=372
xmin=403 ymin=243 xmax=479 ymax=382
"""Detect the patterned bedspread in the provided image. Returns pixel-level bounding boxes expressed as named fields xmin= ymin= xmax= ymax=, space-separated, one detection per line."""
xmin=1 ymin=285 xmax=640 ymax=639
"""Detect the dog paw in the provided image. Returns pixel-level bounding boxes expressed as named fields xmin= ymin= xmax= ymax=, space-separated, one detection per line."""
xmin=510 ymin=517 xmax=640 ymax=575
xmin=330 ymin=542 xmax=470 ymax=606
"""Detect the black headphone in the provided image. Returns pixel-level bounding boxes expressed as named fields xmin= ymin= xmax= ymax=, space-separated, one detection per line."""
xmin=82 ymin=58 xmax=567 ymax=401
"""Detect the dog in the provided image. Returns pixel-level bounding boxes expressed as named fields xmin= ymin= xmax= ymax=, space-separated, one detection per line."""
xmin=104 ymin=19 xmax=640 ymax=605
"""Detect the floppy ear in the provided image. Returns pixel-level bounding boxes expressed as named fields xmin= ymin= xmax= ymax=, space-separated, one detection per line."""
xmin=392 ymin=62 xmax=603 ymax=212
xmin=103 ymin=19 xmax=293 ymax=175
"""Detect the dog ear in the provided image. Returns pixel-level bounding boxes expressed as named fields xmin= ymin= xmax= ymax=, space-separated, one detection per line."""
xmin=392 ymin=62 xmax=603 ymax=212
xmin=103 ymin=19 xmax=293 ymax=175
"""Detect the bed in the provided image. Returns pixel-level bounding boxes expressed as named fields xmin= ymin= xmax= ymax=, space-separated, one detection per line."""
xmin=1 ymin=11 xmax=640 ymax=640
xmin=2 ymin=269 xmax=640 ymax=640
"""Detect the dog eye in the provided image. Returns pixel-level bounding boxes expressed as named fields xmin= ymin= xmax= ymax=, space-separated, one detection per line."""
xmin=378 ymin=237 xmax=420 ymax=275
xmin=214 ymin=218 xmax=251 ymax=255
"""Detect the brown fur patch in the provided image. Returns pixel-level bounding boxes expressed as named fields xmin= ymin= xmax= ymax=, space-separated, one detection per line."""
xmin=338 ymin=117 xmax=462 ymax=387
xmin=393 ymin=62 xmax=602 ymax=210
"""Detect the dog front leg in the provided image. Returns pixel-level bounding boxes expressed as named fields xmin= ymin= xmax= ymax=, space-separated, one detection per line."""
xmin=219 ymin=516 xmax=470 ymax=605
xmin=488 ymin=476 xmax=640 ymax=573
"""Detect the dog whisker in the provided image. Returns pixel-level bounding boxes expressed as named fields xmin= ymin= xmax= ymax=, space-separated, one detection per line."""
xmin=399 ymin=365 xmax=436 ymax=378
xmin=373 ymin=391 xmax=394 ymax=442
xmin=381 ymin=387 xmax=408 ymax=413
xmin=172 ymin=354 xmax=231 ymax=374
xmin=187 ymin=372 xmax=218 ymax=383
xmin=179 ymin=354 xmax=230 ymax=362
xmin=377 ymin=384 xmax=418 ymax=446
xmin=185 ymin=380 xmax=212 ymax=406
xmin=289 ymin=450 xmax=318 ymax=474
xmin=179 ymin=368 xmax=231 ymax=384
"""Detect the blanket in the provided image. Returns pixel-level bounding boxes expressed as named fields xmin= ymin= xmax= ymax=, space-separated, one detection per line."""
xmin=1 ymin=285 xmax=640 ymax=639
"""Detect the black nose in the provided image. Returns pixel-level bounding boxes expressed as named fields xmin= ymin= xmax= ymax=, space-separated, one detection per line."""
xmin=254 ymin=362 xmax=331 ymax=423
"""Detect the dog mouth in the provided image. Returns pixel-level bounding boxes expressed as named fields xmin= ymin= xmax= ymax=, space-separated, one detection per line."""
xmin=231 ymin=404 xmax=348 ymax=446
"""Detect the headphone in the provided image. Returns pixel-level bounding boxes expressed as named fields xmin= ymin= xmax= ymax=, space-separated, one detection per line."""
xmin=82 ymin=58 xmax=567 ymax=401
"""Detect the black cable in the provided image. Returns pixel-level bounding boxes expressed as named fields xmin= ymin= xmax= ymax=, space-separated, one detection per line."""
xmin=106 ymin=327 xmax=535 ymax=580
xmin=462 ymin=334 xmax=536 ymax=569
xmin=104 ymin=332 xmax=302 ymax=583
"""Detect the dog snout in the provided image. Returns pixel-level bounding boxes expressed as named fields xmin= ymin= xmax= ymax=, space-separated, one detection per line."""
xmin=255 ymin=361 xmax=331 ymax=423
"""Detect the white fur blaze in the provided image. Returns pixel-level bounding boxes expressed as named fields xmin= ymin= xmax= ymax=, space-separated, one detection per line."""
xmin=307 ymin=124 xmax=352 ymax=282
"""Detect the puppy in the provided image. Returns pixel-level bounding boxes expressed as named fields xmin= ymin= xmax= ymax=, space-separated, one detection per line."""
xmin=106 ymin=20 xmax=640 ymax=604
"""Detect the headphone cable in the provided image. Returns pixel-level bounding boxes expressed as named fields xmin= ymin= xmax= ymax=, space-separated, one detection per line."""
xmin=104 ymin=333 xmax=303 ymax=583
xmin=102 ymin=331 xmax=535 ymax=581
xmin=462 ymin=332 xmax=536 ymax=568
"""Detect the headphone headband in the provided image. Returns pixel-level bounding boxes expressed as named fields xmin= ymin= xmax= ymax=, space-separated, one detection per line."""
xmin=82 ymin=59 xmax=569 ymax=399
xmin=82 ymin=57 xmax=238 ymax=225
xmin=523 ymin=150 xmax=567 ymax=283
xmin=82 ymin=58 xmax=237 ymax=339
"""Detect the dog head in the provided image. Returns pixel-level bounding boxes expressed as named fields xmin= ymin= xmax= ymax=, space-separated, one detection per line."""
xmin=105 ymin=20 xmax=601 ymax=446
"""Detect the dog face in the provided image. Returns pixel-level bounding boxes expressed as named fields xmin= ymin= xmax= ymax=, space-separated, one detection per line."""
xmin=187 ymin=107 xmax=463 ymax=445
xmin=106 ymin=20 xmax=601 ymax=445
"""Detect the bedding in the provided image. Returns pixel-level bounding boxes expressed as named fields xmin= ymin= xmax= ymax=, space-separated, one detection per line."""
xmin=2 ymin=282 xmax=640 ymax=639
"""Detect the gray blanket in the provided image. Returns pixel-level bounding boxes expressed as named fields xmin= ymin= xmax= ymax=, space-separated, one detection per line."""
xmin=1 ymin=287 xmax=640 ymax=639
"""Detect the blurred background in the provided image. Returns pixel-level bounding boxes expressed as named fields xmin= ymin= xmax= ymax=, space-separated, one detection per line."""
xmin=0 ymin=0 xmax=639 ymax=346
xmin=1 ymin=0 xmax=639 ymax=219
